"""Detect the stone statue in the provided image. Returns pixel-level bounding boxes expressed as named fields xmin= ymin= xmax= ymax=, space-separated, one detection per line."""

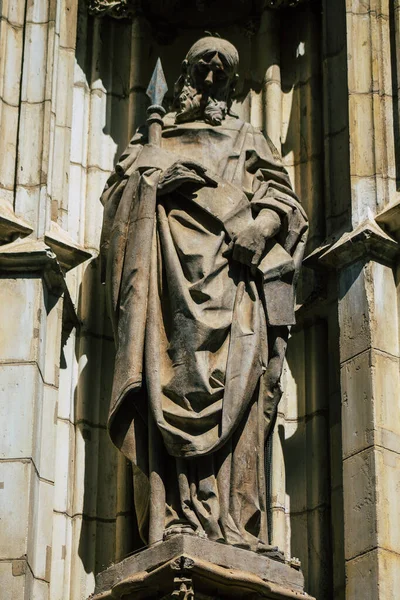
xmin=100 ymin=36 xmax=308 ymax=555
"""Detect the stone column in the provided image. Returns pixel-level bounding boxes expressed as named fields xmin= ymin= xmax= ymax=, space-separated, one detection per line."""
xmin=0 ymin=241 xmax=67 ymax=598
xmin=319 ymin=221 xmax=400 ymax=599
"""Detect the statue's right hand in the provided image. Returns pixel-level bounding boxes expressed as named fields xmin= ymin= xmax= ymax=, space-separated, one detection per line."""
xmin=158 ymin=161 xmax=217 ymax=196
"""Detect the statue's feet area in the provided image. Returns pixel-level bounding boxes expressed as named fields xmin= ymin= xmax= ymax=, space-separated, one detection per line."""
xmin=89 ymin=534 xmax=315 ymax=599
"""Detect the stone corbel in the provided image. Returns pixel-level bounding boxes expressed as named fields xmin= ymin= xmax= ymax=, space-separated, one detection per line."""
xmin=44 ymin=221 xmax=93 ymax=272
xmin=0 ymin=236 xmax=84 ymax=328
xmin=375 ymin=197 xmax=400 ymax=243
xmin=0 ymin=199 xmax=33 ymax=244
xmin=304 ymin=219 xmax=400 ymax=272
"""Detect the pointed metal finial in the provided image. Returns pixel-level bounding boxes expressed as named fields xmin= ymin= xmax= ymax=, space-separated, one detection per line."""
xmin=146 ymin=58 xmax=168 ymax=107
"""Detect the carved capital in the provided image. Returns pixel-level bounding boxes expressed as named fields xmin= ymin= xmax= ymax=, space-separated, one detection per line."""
xmin=266 ymin=0 xmax=308 ymax=8
xmin=88 ymin=0 xmax=139 ymax=19
xmin=87 ymin=0 xmax=311 ymax=20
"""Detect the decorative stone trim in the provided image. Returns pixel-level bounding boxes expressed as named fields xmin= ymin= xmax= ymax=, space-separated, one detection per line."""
xmin=376 ymin=198 xmax=400 ymax=242
xmin=0 ymin=236 xmax=82 ymax=326
xmin=0 ymin=200 xmax=33 ymax=244
xmin=304 ymin=220 xmax=400 ymax=271
xmin=87 ymin=0 xmax=310 ymax=19
xmin=44 ymin=221 xmax=93 ymax=272
xmin=88 ymin=0 xmax=139 ymax=18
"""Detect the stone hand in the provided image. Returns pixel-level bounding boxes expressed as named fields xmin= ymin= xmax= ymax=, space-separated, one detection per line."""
xmin=232 ymin=209 xmax=281 ymax=269
xmin=158 ymin=161 xmax=217 ymax=196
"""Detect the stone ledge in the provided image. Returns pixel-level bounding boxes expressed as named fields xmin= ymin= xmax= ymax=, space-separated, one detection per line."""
xmin=304 ymin=219 xmax=399 ymax=271
xmin=376 ymin=198 xmax=400 ymax=241
xmin=91 ymin=535 xmax=314 ymax=600
xmin=44 ymin=221 xmax=92 ymax=271
xmin=0 ymin=237 xmax=80 ymax=328
xmin=0 ymin=200 xmax=33 ymax=243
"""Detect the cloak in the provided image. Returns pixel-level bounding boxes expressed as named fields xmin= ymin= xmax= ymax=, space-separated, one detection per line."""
xmin=100 ymin=114 xmax=308 ymax=547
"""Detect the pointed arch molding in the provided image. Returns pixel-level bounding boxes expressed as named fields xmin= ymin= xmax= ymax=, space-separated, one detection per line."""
xmin=87 ymin=0 xmax=311 ymax=21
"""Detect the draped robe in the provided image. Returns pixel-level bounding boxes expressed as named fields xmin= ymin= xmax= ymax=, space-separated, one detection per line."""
xmin=100 ymin=113 xmax=308 ymax=551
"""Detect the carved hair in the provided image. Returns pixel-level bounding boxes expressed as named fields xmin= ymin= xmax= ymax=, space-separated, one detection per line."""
xmin=172 ymin=37 xmax=239 ymax=116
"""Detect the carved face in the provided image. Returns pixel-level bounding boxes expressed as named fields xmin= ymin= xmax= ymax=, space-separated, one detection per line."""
xmin=189 ymin=51 xmax=232 ymax=102
xmin=174 ymin=50 xmax=236 ymax=126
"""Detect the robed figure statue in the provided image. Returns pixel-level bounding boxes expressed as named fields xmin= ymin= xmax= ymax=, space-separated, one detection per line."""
xmin=100 ymin=37 xmax=308 ymax=555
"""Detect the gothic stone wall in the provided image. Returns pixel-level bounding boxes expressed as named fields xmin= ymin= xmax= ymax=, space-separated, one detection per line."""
xmin=1 ymin=1 xmax=400 ymax=599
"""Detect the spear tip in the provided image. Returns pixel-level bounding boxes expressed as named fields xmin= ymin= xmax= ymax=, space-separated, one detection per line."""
xmin=146 ymin=58 xmax=168 ymax=107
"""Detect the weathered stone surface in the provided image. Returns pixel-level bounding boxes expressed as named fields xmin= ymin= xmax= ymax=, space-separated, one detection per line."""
xmin=93 ymin=534 xmax=313 ymax=600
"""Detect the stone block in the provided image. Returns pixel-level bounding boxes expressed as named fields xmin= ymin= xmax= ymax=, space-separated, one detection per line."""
xmin=30 ymin=578 xmax=49 ymax=600
xmin=70 ymin=85 xmax=89 ymax=166
xmin=284 ymin=329 xmax=306 ymax=419
xmin=58 ymin=329 xmax=78 ymax=422
xmin=70 ymin=516 xmax=96 ymax=598
xmin=34 ymin=384 xmax=57 ymax=482
xmin=346 ymin=0 xmax=373 ymax=15
xmin=0 ymin=101 xmax=19 ymax=190
xmin=338 ymin=261 xmax=372 ymax=362
xmin=85 ymin=167 xmax=107 ymax=250
xmin=323 ymin=51 xmax=349 ymax=137
xmin=0 ymin=275 xmax=46 ymax=365
xmin=20 ymin=22 xmax=47 ymax=103
xmin=53 ymin=418 xmax=74 ymax=515
xmin=0 ymin=460 xmax=32 ymax=559
xmin=87 ymin=92 xmax=118 ymax=172
xmin=289 ymin=511 xmax=309 ymax=581
xmin=0 ymin=561 xmax=27 ymax=600
xmin=0 ymin=18 xmax=24 ymax=106
xmin=14 ymin=184 xmax=43 ymax=230
xmin=373 ymin=352 xmax=400 ymax=453
xmin=16 ymin=101 xmax=45 ymax=185
xmin=341 ymin=351 xmax=374 ymax=458
xmin=348 ymin=93 xmax=375 ymax=178
xmin=347 ymin=12 xmax=373 ymax=94
xmin=346 ymin=546 xmax=400 ymax=600
xmin=72 ymin=423 xmax=92 ymax=520
xmin=0 ymin=363 xmax=42 ymax=459
xmin=26 ymin=0 xmax=49 ymax=24
xmin=370 ymin=261 xmax=399 ymax=357
xmin=78 ymin=261 xmax=107 ymax=335
xmin=50 ymin=512 xmax=73 ymax=600
xmin=345 ymin=549 xmax=379 ymax=600
xmin=75 ymin=334 xmax=103 ymax=425
xmin=55 ymin=47 xmax=75 ymax=128
xmin=43 ymin=292 xmax=62 ymax=387
xmin=67 ymin=163 xmax=85 ymax=242
xmin=94 ymin=520 xmax=117 ymax=574
xmin=115 ymin=513 xmax=135 ymax=563
xmin=343 ymin=447 xmax=377 ymax=560
xmin=306 ymin=413 xmax=330 ymax=509
xmin=96 ymin=428 xmax=119 ymax=520
xmin=60 ymin=0 xmax=78 ymax=50
xmin=27 ymin=477 xmax=54 ymax=581
xmin=375 ymin=447 xmax=400 ymax=554
xmin=283 ymin=419 xmax=307 ymax=514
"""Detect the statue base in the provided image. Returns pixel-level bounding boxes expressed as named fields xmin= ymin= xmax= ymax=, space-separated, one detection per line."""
xmin=90 ymin=534 xmax=315 ymax=600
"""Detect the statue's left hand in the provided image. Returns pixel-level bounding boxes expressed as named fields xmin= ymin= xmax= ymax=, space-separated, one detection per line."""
xmin=232 ymin=209 xmax=281 ymax=270
xmin=158 ymin=161 xmax=218 ymax=196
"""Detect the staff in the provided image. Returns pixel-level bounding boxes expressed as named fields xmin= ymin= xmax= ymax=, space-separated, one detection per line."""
xmin=146 ymin=58 xmax=168 ymax=147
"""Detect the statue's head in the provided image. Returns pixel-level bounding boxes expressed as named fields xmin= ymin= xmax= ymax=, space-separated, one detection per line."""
xmin=173 ymin=36 xmax=239 ymax=126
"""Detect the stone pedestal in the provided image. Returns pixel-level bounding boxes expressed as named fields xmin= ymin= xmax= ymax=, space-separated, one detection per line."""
xmin=90 ymin=535 xmax=315 ymax=600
